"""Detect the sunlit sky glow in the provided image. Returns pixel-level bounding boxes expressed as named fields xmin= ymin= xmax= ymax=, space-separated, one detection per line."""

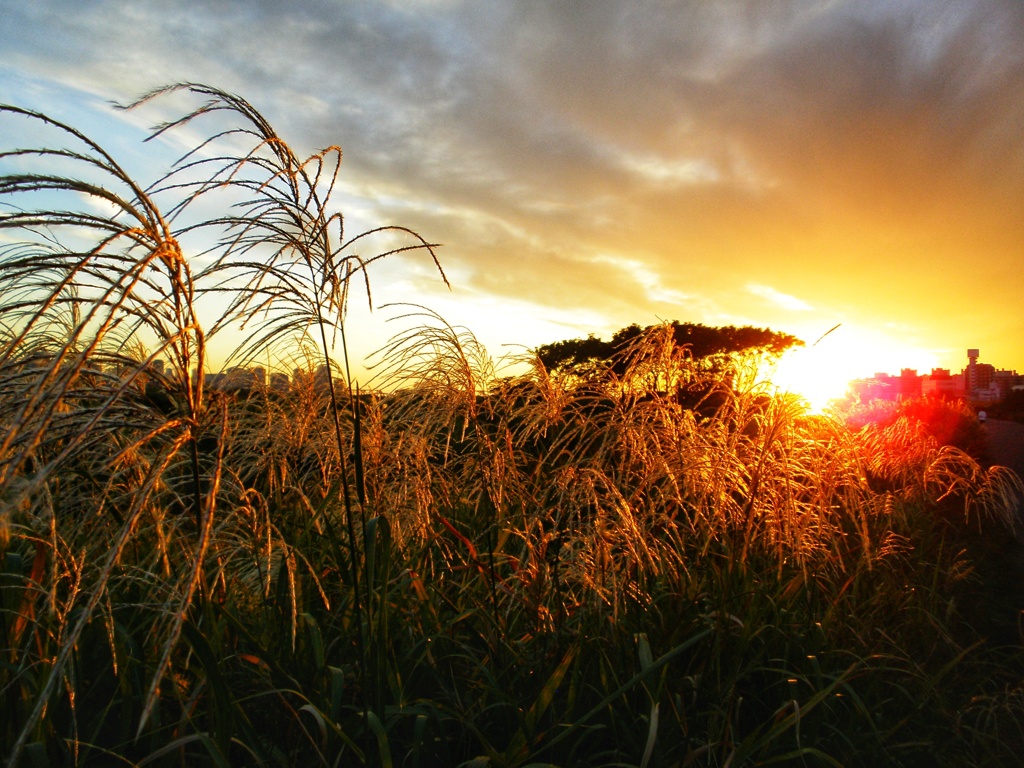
xmin=2 ymin=1 xmax=1023 ymax=390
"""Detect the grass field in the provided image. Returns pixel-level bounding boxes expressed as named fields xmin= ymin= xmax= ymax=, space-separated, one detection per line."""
xmin=2 ymin=85 xmax=1024 ymax=767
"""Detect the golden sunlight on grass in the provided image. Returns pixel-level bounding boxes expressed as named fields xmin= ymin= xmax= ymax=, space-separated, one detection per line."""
xmin=4 ymin=86 xmax=1024 ymax=768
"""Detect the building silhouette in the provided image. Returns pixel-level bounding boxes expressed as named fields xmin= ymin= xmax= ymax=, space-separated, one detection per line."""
xmin=849 ymin=349 xmax=1020 ymax=405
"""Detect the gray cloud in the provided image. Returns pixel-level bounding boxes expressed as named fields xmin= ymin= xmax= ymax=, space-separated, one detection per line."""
xmin=2 ymin=0 xmax=1023 ymax=368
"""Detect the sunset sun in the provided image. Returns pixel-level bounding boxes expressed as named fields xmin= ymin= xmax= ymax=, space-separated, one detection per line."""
xmin=767 ymin=326 xmax=938 ymax=412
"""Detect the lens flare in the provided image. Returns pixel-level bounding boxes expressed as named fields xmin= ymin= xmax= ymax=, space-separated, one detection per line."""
xmin=767 ymin=326 xmax=938 ymax=412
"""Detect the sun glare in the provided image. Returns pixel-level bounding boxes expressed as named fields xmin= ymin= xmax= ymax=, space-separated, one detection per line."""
xmin=770 ymin=346 xmax=854 ymax=412
xmin=768 ymin=326 xmax=937 ymax=412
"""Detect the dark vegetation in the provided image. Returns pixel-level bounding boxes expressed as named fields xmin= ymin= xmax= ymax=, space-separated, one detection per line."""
xmin=537 ymin=323 xmax=802 ymax=420
xmin=2 ymin=86 xmax=1024 ymax=767
xmin=988 ymin=389 xmax=1024 ymax=425
xmin=842 ymin=395 xmax=990 ymax=464
xmin=536 ymin=322 xmax=802 ymax=374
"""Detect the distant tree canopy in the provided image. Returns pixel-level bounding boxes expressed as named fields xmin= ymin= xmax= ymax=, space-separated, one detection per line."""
xmin=536 ymin=321 xmax=803 ymax=374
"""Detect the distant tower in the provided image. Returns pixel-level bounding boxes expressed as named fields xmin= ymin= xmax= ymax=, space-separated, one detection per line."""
xmin=967 ymin=349 xmax=979 ymax=395
xmin=965 ymin=349 xmax=995 ymax=398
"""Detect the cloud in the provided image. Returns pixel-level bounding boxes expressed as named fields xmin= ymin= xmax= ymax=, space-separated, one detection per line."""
xmin=2 ymin=0 xmax=1024 ymax=370
xmin=746 ymin=284 xmax=813 ymax=312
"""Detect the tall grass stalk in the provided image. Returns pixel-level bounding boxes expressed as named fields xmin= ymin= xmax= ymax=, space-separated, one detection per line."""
xmin=0 ymin=85 xmax=445 ymax=765
xmin=3 ymin=88 xmax=1023 ymax=766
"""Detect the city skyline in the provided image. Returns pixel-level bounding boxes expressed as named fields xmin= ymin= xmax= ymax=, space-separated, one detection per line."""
xmin=848 ymin=347 xmax=1020 ymax=404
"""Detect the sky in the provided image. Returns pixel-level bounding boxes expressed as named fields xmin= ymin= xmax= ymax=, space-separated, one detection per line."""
xmin=2 ymin=0 xmax=1023 ymax=395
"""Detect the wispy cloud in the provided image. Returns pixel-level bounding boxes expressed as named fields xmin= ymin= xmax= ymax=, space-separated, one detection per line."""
xmin=747 ymin=284 xmax=813 ymax=312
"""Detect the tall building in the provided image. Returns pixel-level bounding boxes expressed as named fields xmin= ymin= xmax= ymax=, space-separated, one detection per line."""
xmin=994 ymin=369 xmax=1018 ymax=399
xmin=961 ymin=349 xmax=1020 ymax=403
xmin=921 ymin=368 xmax=963 ymax=398
xmin=965 ymin=348 xmax=994 ymax=395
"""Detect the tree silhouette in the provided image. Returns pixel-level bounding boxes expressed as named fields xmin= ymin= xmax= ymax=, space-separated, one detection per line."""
xmin=537 ymin=321 xmax=803 ymax=375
